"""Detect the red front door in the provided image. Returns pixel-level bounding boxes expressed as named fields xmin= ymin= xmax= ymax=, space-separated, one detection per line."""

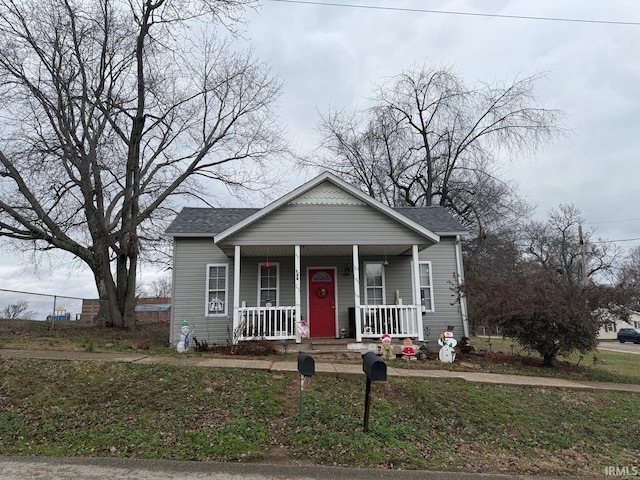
xmin=308 ymin=268 xmax=336 ymax=338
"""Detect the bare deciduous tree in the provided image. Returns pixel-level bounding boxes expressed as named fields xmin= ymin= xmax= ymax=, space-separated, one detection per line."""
xmin=465 ymin=204 xmax=628 ymax=366
xmin=141 ymin=274 xmax=172 ymax=299
xmin=310 ymin=66 xmax=562 ymax=238
xmin=0 ymin=0 xmax=286 ymax=327
xmin=616 ymin=246 xmax=640 ymax=311
xmin=1 ymin=300 xmax=35 ymax=320
xmin=523 ymin=204 xmax=622 ymax=289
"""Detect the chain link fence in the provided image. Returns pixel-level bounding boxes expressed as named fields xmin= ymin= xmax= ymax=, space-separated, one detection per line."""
xmin=0 ymin=289 xmax=170 ymax=323
xmin=0 ymin=288 xmax=89 ymax=322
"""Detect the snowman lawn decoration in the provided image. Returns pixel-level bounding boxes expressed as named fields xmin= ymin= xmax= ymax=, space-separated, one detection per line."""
xmin=438 ymin=326 xmax=457 ymax=363
xmin=177 ymin=320 xmax=192 ymax=353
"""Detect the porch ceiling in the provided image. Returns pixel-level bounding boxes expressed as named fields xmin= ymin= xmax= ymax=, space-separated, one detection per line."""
xmin=218 ymin=244 xmax=427 ymax=257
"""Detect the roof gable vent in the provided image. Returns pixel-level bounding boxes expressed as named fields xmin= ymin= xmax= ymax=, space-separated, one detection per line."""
xmin=289 ymin=182 xmax=365 ymax=206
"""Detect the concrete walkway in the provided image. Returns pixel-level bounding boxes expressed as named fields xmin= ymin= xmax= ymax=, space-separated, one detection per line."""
xmin=2 ymin=348 xmax=639 ymax=393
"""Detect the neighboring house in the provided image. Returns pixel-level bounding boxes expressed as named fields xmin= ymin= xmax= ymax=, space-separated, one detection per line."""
xmin=598 ymin=310 xmax=640 ymax=340
xmin=165 ymin=172 xmax=469 ymax=347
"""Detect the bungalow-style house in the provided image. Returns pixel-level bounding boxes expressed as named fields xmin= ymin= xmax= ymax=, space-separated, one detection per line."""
xmin=165 ymin=172 xmax=469 ymax=347
xmin=598 ymin=310 xmax=640 ymax=340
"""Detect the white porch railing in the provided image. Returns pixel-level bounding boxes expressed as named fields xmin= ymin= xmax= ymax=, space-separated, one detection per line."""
xmin=358 ymin=305 xmax=421 ymax=339
xmin=238 ymin=306 xmax=297 ymax=340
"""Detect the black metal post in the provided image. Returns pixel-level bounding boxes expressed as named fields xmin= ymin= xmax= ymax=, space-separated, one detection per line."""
xmin=299 ymin=374 xmax=305 ymax=428
xmin=363 ymin=377 xmax=372 ymax=433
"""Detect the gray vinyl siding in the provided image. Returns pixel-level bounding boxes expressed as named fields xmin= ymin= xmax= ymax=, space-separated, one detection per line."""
xmin=170 ymin=238 xmax=233 ymax=346
xmin=225 ymin=204 xmax=428 ymax=245
xmin=419 ymin=239 xmax=465 ymax=345
xmin=171 ymin=237 xmax=464 ymax=346
xmin=356 ymin=239 xmax=463 ymax=344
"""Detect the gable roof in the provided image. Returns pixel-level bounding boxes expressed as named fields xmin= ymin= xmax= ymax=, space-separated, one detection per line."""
xmin=393 ymin=207 xmax=467 ymax=236
xmin=165 ymin=172 xmax=467 ymax=238
xmin=166 ymin=207 xmax=257 ymax=236
xmin=213 ymin=172 xmax=442 ymax=243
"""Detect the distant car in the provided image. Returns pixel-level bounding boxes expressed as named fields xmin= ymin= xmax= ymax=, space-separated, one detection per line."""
xmin=617 ymin=328 xmax=640 ymax=344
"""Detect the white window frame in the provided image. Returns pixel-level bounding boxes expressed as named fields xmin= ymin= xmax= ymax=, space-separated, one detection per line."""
xmin=257 ymin=262 xmax=280 ymax=307
xmin=418 ymin=261 xmax=435 ymax=312
xmin=205 ymin=263 xmax=229 ymax=316
xmin=364 ymin=261 xmax=386 ymax=305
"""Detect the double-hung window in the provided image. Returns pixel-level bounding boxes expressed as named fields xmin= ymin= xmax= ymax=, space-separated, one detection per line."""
xmin=418 ymin=261 xmax=434 ymax=312
xmin=206 ymin=264 xmax=228 ymax=316
xmin=258 ymin=263 xmax=279 ymax=306
xmin=364 ymin=262 xmax=385 ymax=305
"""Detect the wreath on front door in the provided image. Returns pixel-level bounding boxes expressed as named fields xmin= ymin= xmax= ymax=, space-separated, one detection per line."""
xmin=316 ymin=286 xmax=328 ymax=298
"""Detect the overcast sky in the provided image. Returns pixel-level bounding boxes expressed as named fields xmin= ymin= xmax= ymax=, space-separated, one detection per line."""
xmin=1 ymin=0 xmax=639 ymax=310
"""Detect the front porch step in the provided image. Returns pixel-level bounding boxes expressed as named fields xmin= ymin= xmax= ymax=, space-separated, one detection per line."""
xmin=277 ymin=338 xmax=382 ymax=355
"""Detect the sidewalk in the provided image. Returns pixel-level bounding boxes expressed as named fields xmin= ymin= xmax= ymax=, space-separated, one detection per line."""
xmin=1 ymin=348 xmax=640 ymax=394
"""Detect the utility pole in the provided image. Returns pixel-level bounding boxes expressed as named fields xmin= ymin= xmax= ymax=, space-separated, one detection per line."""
xmin=578 ymin=224 xmax=588 ymax=287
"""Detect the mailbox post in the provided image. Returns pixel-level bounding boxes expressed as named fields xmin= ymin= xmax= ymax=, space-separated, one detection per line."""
xmin=362 ymin=352 xmax=387 ymax=433
xmin=297 ymin=353 xmax=315 ymax=427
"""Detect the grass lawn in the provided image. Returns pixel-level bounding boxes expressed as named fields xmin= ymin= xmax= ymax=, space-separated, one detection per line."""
xmin=1 ymin=320 xmax=640 ymax=476
xmin=0 ymin=319 xmax=171 ymax=354
xmin=0 ymin=358 xmax=638 ymax=477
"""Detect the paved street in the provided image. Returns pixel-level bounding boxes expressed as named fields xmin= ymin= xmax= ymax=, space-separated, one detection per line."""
xmin=598 ymin=341 xmax=640 ymax=355
xmin=0 ymin=456 xmax=579 ymax=480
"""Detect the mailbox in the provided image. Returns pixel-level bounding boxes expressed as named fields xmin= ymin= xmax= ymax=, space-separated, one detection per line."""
xmin=297 ymin=352 xmax=315 ymax=377
xmin=362 ymin=352 xmax=386 ymax=382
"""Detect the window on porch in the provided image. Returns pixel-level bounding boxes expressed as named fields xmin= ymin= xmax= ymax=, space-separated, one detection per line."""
xmin=418 ymin=261 xmax=434 ymax=312
xmin=364 ymin=262 xmax=385 ymax=305
xmin=258 ymin=263 xmax=279 ymax=306
xmin=206 ymin=264 xmax=228 ymax=316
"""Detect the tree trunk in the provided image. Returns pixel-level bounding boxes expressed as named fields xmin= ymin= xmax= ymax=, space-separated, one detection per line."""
xmin=542 ymin=351 xmax=557 ymax=367
xmin=92 ymin=268 xmax=123 ymax=327
xmin=120 ymin=247 xmax=139 ymax=330
xmin=90 ymin=243 xmax=136 ymax=329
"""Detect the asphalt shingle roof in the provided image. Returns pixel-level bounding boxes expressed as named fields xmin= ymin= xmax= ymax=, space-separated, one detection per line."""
xmin=166 ymin=205 xmax=466 ymax=237
xmin=392 ymin=207 xmax=467 ymax=235
xmin=165 ymin=207 xmax=258 ymax=236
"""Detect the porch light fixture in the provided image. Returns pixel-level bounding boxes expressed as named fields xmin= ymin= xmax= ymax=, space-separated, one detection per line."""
xmin=383 ymin=248 xmax=389 ymax=267
xmin=265 ymin=248 xmax=271 ymax=269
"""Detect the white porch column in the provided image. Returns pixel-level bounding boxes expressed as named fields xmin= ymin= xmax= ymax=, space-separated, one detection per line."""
xmin=352 ymin=244 xmax=361 ymax=342
xmin=295 ymin=244 xmax=302 ymax=343
xmin=412 ymin=244 xmax=424 ymax=341
xmin=232 ymin=245 xmax=241 ymax=335
xmin=455 ymin=235 xmax=470 ymax=338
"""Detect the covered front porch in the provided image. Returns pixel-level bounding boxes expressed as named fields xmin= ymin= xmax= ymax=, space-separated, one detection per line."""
xmin=237 ymin=303 xmax=423 ymax=342
xmin=225 ymin=243 xmax=432 ymax=344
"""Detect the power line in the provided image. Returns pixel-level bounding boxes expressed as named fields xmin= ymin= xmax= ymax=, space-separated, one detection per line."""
xmin=588 ymin=216 xmax=640 ymax=225
xmin=594 ymin=237 xmax=640 ymax=244
xmin=265 ymin=0 xmax=640 ymax=27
